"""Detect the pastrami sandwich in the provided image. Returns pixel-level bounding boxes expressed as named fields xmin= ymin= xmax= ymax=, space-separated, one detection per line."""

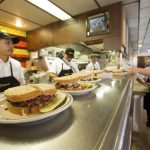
xmin=4 ymin=84 xmax=57 ymax=115
xmin=54 ymin=75 xmax=83 ymax=90
xmin=112 ymin=69 xmax=125 ymax=73
xmin=54 ymin=74 xmax=93 ymax=90
xmin=91 ymin=70 xmax=104 ymax=75
xmin=74 ymin=71 xmax=92 ymax=80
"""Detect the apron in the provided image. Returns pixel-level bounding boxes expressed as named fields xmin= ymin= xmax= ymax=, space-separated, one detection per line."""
xmin=93 ymin=63 xmax=97 ymax=70
xmin=58 ymin=63 xmax=73 ymax=77
xmin=144 ymin=77 xmax=150 ymax=110
xmin=0 ymin=62 xmax=20 ymax=92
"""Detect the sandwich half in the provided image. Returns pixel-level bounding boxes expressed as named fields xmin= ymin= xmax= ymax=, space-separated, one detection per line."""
xmin=4 ymin=84 xmax=57 ymax=115
xmin=54 ymin=74 xmax=93 ymax=91
xmin=91 ymin=70 xmax=104 ymax=75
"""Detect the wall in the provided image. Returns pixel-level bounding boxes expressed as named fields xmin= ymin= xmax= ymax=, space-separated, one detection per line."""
xmin=27 ymin=2 xmax=122 ymax=51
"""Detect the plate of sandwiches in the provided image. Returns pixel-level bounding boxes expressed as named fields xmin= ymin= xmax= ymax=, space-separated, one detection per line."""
xmin=54 ymin=74 xmax=97 ymax=95
xmin=74 ymin=70 xmax=102 ymax=83
xmin=111 ymin=69 xmax=127 ymax=76
xmin=0 ymin=84 xmax=73 ymax=124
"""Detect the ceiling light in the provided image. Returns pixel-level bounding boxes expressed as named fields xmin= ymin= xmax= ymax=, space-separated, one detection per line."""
xmin=15 ymin=20 xmax=22 ymax=27
xmin=1 ymin=30 xmax=6 ymax=33
xmin=138 ymin=44 xmax=142 ymax=48
xmin=148 ymin=49 xmax=150 ymax=52
xmin=27 ymin=0 xmax=72 ymax=21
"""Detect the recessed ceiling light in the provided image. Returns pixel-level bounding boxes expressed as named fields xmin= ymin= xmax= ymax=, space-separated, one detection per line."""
xmin=15 ymin=20 xmax=22 ymax=28
xmin=138 ymin=44 xmax=142 ymax=48
xmin=27 ymin=0 xmax=72 ymax=21
xmin=1 ymin=30 xmax=6 ymax=33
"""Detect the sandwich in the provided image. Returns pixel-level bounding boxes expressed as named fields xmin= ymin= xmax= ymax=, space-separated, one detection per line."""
xmin=111 ymin=69 xmax=127 ymax=76
xmin=4 ymin=84 xmax=57 ymax=115
xmin=112 ymin=69 xmax=125 ymax=73
xmin=54 ymin=74 xmax=92 ymax=91
xmin=74 ymin=71 xmax=92 ymax=80
xmin=91 ymin=70 xmax=104 ymax=75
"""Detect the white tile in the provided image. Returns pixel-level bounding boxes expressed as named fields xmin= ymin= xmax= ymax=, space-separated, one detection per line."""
xmin=140 ymin=0 xmax=150 ymax=8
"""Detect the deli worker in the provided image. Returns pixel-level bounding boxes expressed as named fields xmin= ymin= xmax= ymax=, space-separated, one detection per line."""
xmin=49 ymin=48 xmax=79 ymax=77
xmin=0 ymin=31 xmax=24 ymax=92
xmin=86 ymin=54 xmax=100 ymax=71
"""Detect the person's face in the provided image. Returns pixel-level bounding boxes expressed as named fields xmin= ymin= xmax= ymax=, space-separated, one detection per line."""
xmin=64 ymin=53 xmax=72 ymax=61
xmin=91 ymin=56 xmax=97 ymax=63
xmin=0 ymin=39 xmax=14 ymax=57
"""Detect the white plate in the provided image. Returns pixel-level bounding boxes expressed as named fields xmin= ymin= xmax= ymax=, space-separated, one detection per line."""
xmin=0 ymin=92 xmax=73 ymax=124
xmin=58 ymin=83 xmax=97 ymax=95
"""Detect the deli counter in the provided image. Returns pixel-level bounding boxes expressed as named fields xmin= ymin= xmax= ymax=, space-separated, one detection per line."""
xmin=0 ymin=77 xmax=133 ymax=150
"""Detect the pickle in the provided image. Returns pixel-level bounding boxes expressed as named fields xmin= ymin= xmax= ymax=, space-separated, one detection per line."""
xmin=40 ymin=92 xmax=67 ymax=113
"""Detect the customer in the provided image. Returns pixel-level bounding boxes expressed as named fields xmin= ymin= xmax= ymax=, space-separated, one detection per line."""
xmin=128 ymin=67 xmax=150 ymax=76
xmin=86 ymin=54 xmax=100 ymax=71
xmin=128 ymin=67 xmax=150 ymax=127
xmin=0 ymin=31 xmax=24 ymax=92
xmin=49 ymin=48 xmax=79 ymax=77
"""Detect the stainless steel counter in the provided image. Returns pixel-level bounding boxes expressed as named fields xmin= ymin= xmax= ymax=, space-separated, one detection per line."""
xmin=0 ymin=77 xmax=133 ymax=150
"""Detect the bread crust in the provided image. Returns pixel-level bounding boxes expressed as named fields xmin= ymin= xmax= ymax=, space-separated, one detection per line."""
xmin=74 ymin=71 xmax=92 ymax=79
xmin=7 ymin=102 xmax=43 ymax=115
xmin=112 ymin=69 xmax=124 ymax=73
xmin=91 ymin=70 xmax=104 ymax=74
xmin=4 ymin=85 xmax=41 ymax=102
xmin=30 ymin=84 xmax=56 ymax=95
xmin=54 ymin=74 xmax=80 ymax=83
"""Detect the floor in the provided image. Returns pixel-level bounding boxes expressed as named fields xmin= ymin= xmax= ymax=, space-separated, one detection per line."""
xmin=131 ymin=111 xmax=150 ymax=150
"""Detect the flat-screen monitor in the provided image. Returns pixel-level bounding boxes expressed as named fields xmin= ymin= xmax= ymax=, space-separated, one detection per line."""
xmin=87 ymin=12 xmax=109 ymax=36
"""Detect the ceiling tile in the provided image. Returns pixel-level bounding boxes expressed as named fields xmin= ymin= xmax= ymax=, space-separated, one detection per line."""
xmin=140 ymin=0 xmax=150 ymax=9
xmin=0 ymin=10 xmax=40 ymax=31
xmin=123 ymin=0 xmax=138 ymax=5
xmin=127 ymin=18 xmax=138 ymax=28
xmin=124 ymin=3 xmax=138 ymax=19
xmin=50 ymin=0 xmax=98 ymax=16
xmin=97 ymin=0 xmax=138 ymax=7
xmin=0 ymin=0 xmax=59 ymax=26
xmin=140 ymin=7 xmax=150 ymax=18
xmin=96 ymin=0 xmax=120 ymax=7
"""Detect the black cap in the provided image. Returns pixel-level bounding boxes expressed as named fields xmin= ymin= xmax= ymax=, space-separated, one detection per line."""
xmin=0 ymin=31 xmax=19 ymax=44
xmin=91 ymin=54 xmax=98 ymax=58
xmin=65 ymin=48 xmax=74 ymax=58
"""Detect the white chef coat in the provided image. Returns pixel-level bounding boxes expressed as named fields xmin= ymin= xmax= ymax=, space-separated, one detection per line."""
xmin=0 ymin=57 xmax=24 ymax=84
xmin=49 ymin=58 xmax=79 ymax=75
xmin=86 ymin=62 xmax=100 ymax=71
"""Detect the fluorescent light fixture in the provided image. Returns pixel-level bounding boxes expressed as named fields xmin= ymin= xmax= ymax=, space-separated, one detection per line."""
xmin=27 ymin=0 xmax=72 ymax=21
xmin=15 ymin=20 xmax=22 ymax=27
xmin=138 ymin=44 xmax=142 ymax=48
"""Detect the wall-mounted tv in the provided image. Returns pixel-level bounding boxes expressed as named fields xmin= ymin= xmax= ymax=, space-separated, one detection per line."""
xmin=87 ymin=12 xmax=109 ymax=36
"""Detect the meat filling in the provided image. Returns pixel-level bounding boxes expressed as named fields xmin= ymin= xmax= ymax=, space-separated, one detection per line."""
xmin=7 ymin=95 xmax=54 ymax=107
xmin=56 ymin=83 xmax=85 ymax=90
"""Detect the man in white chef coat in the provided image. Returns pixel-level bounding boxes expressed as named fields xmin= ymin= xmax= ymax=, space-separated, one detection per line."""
xmin=0 ymin=31 xmax=24 ymax=92
xmin=49 ymin=48 xmax=79 ymax=77
xmin=86 ymin=54 xmax=100 ymax=71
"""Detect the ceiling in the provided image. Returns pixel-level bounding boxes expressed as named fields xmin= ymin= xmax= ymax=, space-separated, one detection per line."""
xmin=138 ymin=0 xmax=150 ymax=53
xmin=0 ymin=0 xmax=140 ymax=52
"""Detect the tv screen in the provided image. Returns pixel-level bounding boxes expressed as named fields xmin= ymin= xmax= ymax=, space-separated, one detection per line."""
xmin=87 ymin=12 xmax=109 ymax=36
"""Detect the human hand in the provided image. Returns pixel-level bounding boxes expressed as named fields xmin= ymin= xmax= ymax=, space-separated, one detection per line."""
xmin=128 ymin=68 xmax=138 ymax=75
